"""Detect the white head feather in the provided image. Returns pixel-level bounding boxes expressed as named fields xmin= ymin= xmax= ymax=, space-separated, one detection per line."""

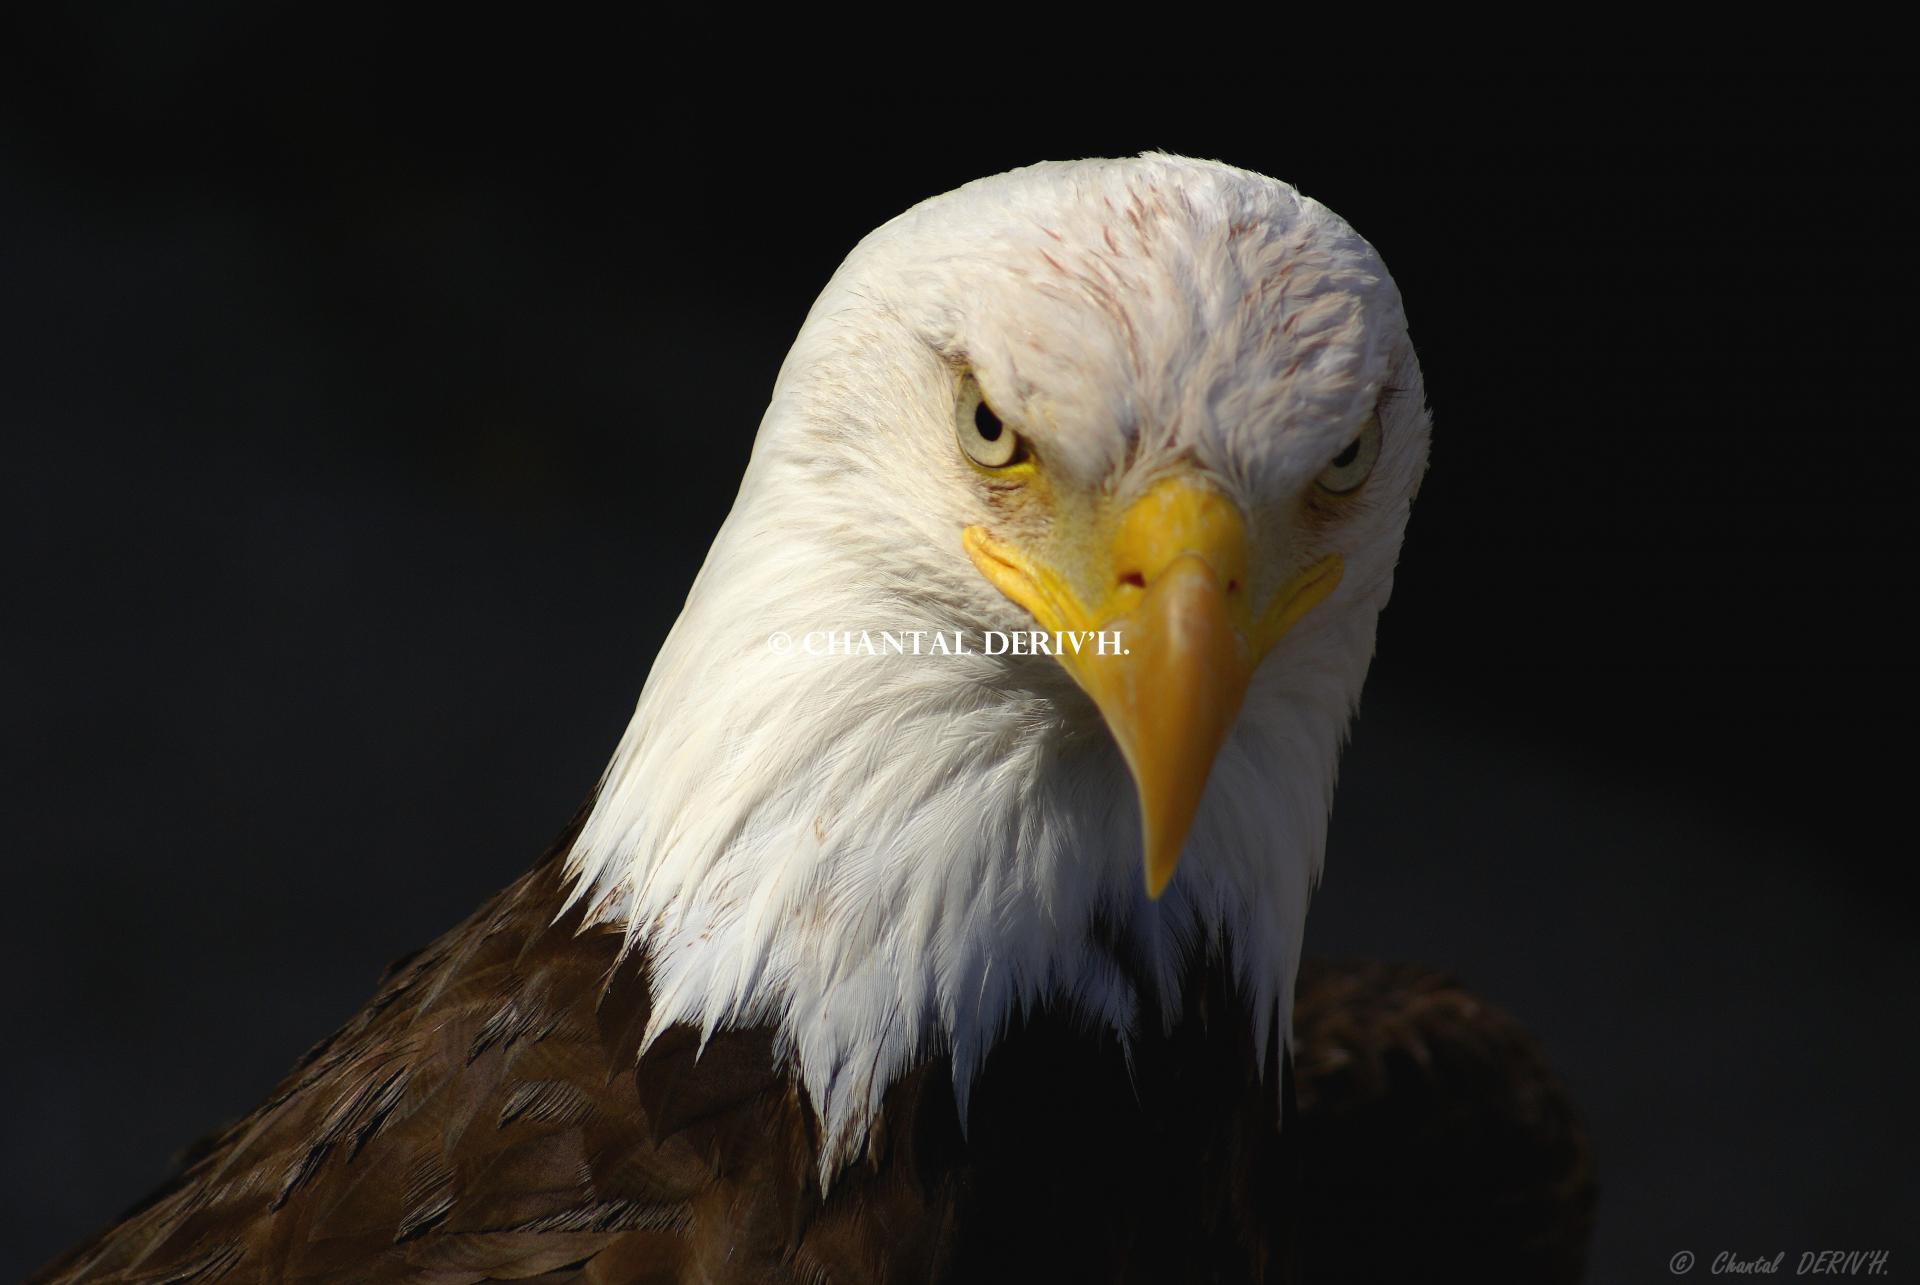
xmin=564 ymin=154 xmax=1429 ymax=1181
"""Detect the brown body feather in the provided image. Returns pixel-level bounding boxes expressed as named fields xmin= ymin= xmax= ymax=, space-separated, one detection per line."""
xmin=35 ymin=827 xmax=1591 ymax=1283
xmin=1292 ymin=960 xmax=1596 ymax=1283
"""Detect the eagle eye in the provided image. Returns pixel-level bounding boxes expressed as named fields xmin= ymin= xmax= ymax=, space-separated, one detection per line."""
xmin=1316 ymin=413 xmax=1382 ymax=494
xmin=957 ymin=376 xmax=1022 ymax=469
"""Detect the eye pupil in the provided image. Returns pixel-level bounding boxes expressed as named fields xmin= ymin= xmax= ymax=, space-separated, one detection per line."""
xmin=974 ymin=401 xmax=1003 ymax=442
xmin=1331 ymin=439 xmax=1361 ymax=469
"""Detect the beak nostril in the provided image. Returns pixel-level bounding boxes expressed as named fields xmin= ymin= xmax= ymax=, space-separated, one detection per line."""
xmin=1118 ymin=570 xmax=1146 ymax=590
xmin=1226 ymin=578 xmax=1240 ymax=595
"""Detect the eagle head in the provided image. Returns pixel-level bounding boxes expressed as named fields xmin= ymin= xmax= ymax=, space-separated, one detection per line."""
xmin=565 ymin=154 xmax=1429 ymax=1178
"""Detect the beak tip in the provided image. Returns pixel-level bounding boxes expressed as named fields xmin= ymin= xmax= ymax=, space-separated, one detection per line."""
xmin=1141 ymin=834 xmax=1180 ymax=900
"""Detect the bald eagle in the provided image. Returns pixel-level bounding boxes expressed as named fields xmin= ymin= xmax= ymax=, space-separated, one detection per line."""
xmin=36 ymin=155 xmax=1592 ymax=1283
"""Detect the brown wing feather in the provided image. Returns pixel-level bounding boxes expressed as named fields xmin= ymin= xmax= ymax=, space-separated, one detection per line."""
xmin=1291 ymin=959 xmax=1597 ymax=1284
xmin=31 ymin=821 xmax=1299 ymax=1284
xmin=34 ymin=817 xmax=1591 ymax=1284
xmin=35 ymin=830 xmax=688 ymax=1283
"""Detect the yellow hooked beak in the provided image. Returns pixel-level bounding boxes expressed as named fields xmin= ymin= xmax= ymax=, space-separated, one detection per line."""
xmin=964 ymin=474 xmax=1342 ymax=898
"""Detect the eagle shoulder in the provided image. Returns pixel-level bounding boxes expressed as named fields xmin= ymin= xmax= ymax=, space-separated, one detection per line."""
xmin=35 ymin=831 xmax=1298 ymax=1284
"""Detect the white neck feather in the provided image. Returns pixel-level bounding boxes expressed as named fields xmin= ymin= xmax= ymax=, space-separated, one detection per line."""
xmin=561 ymin=499 xmax=1368 ymax=1179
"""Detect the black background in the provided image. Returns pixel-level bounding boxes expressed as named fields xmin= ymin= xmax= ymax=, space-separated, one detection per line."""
xmin=3 ymin=14 xmax=1914 ymax=1280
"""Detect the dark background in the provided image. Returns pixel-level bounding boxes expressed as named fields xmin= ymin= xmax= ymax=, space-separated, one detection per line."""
xmin=3 ymin=14 xmax=1914 ymax=1280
